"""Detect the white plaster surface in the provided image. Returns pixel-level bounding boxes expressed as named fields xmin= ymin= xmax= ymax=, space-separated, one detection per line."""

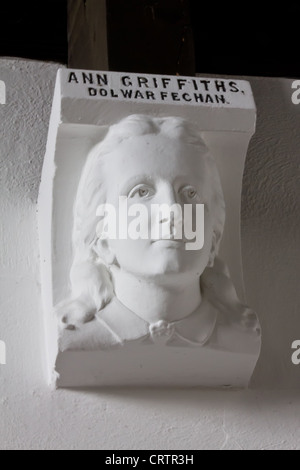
xmin=41 ymin=70 xmax=259 ymax=387
xmin=0 ymin=59 xmax=299 ymax=450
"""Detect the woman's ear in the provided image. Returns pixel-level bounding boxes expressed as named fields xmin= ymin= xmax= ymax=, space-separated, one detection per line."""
xmin=93 ymin=238 xmax=116 ymax=266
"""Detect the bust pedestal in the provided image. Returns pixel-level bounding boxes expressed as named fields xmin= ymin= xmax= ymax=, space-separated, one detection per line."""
xmin=39 ymin=69 xmax=260 ymax=388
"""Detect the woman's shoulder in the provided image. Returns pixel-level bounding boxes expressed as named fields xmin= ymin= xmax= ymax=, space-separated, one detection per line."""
xmin=59 ymin=297 xmax=149 ymax=351
xmin=208 ymin=307 xmax=261 ymax=355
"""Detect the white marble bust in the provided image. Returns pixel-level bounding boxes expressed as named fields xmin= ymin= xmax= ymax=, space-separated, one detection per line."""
xmin=57 ymin=114 xmax=261 ymax=357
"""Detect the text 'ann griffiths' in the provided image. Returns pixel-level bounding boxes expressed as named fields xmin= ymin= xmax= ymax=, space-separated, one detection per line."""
xmin=67 ymin=71 xmax=245 ymax=106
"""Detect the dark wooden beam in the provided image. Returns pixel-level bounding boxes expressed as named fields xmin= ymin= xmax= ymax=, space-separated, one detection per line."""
xmin=106 ymin=0 xmax=195 ymax=76
xmin=68 ymin=0 xmax=108 ymax=70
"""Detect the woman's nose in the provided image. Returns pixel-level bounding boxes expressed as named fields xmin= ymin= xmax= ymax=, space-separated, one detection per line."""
xmin=154 ymin=184 xmax=183 ymax=237
xmin=155 ymin=183 xmax=179 ymax=206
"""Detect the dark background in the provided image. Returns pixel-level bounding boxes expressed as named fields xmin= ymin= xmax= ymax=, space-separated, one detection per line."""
xmin=0 ymin=0 xmax=68 ymax=64
xmin=0 ymin=0 xmax=299 ymax=78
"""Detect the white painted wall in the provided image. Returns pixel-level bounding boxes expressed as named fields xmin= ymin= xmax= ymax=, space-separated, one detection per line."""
xmin=0 ymin=59 xmax=299 ymax=450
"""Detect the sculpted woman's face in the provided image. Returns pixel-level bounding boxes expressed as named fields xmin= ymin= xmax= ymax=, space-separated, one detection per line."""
xmin=97 ymin=133 xmax=215 ymax=279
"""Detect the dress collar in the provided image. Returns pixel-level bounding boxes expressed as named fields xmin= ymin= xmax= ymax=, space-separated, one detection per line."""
xmin=97 ymin=296 xmax=218 ymax=347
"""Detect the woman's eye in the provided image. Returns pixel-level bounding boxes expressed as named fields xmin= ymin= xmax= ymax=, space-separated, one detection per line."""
xmin=187 ymin=189 xmax=197 ymax=198
xmin=128 ymin=184 xmax=154 ymax=199
xmin=138 ymin=188 xmax=149 ymax=197
xmin=180 ymin=186 xmax=198 ymax=200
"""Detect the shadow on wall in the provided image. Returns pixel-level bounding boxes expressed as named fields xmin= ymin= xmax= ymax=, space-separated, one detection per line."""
xmin=64 ymin=387 xmax=300 ymax=410
xmin=242 ymin=77 xmax=300 ymax=389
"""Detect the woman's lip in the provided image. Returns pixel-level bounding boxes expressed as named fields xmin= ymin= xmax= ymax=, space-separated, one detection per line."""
xmin=151 ymin=239 xmax=186 ymax=247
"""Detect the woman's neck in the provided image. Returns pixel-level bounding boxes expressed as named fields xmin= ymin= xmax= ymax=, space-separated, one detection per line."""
xmin=110 ymin=266 xmax=202 ymax=324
